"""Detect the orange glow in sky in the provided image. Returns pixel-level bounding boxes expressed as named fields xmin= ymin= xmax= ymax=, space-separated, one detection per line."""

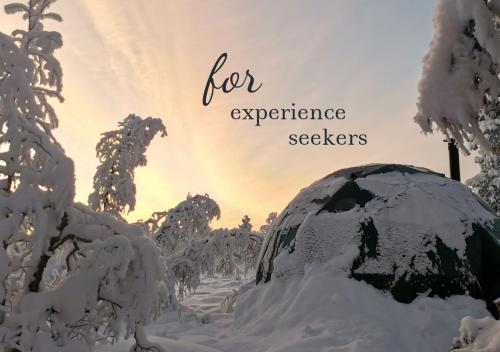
xmin=0 ymin=0 xmax=478 ymax=228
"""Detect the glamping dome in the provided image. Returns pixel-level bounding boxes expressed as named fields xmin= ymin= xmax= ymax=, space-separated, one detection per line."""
xmin=256 ymin=164 xmax=500 ymax=314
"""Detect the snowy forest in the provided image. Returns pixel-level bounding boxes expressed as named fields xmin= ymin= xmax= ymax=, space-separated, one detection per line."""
xmin=1 ymin=0 xmax=500 ymax=351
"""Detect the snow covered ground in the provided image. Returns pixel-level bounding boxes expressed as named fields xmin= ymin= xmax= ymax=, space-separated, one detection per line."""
xmin=96 ymin=260 xmax=490 ymax=352
xmin=96 ymin=276 xmax=246 ymax=352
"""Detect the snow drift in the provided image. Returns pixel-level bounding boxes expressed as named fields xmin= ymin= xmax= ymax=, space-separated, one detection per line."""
xmin=235 ymin=257 xmax=489 ymax=352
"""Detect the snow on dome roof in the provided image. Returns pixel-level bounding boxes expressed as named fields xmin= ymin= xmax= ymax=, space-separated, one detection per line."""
xmin=256 ymin=164 xmax=500 ymax=315
xmin=322 ymin=163 xmax=445 ymax=180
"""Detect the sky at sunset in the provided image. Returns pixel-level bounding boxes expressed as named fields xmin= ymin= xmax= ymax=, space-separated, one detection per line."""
xmin=0 ymin=0 xmax=478 ymax=228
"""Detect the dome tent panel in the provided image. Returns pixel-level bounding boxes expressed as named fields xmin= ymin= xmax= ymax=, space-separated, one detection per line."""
xmin=256 ymin=164 xmax=500 ymax=315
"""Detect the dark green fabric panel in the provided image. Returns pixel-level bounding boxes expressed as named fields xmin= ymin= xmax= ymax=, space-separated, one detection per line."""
xmin=317 ymin=181 xmax=375 ymax=214
xmin=468 ymin=223 xmax=500 ymax=317
xmin=351 ymin=220 xmax=482 ymax=306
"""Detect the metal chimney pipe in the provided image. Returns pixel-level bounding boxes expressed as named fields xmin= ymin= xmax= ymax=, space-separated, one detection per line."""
xmin=448 ymin=139 xmax=461 ymax=181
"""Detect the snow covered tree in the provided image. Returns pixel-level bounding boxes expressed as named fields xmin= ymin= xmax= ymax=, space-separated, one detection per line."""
xmin=0 ymin=3 xmax=167 ymax=351
xmin=0 ymin=0 xmax=72 ymax=311
xmin=165 ymin=224 xmax=263 ymax=300
xmin=259 ymin=211 xmax=277 ymax=236
xmin=415 ymin=0 xmax=500 ymax=152
xmin=236 ymin=216 xmax=264 ymax=275
xmin=145 ymin=195 xmax=264 ymax=301
xmin=154 ymin=194 xmax=221 ymax=255
xmin=3 ymin=204 xmax=168 ymax=352
xmin=148 ymin=201 xmax=264 ymax=300
xmin=239 ymin=215 xmax=252 ymax=233
xmin=243 ymin=231 xmax=264 ymax=273
xmin=467 ymin=103 xmax=500 ymax=213
xmin=89 ymin=114 xmax=166 ymax=219
xmin=0 ymin=0 xmax=65 ymax=196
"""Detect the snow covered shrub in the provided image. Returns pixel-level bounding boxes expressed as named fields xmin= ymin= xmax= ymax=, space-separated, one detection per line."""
xmin=241 ymin=232 xmax=263 ymax=275
xmin=415 ymin=0 xmax=500 ymax=152
xmin=3 ymin=204 xmax=167 ymax=351
xmin=450 ymin=316 xmax=500 ymax=351
xmin=205 ymin=216 xmax=263 ymax=280
xmin=144 ymin=194 xmax=266 ymax=301
xmin=164 ymin=236 xmax=218 ymax=301
xmin=467 ymin=103 xmax=500 ymax=213
xmin=230 ymin=216 xmax=264 ymax=276
xmin=155 ymin=212 xmax=263 ymax=300
xmin=162 ymin=233 xmax=223 ymax=301
xmin=89 ymin=114 xmax=166 ymax=219
xmin=213 ymin=229 xmax=239 ymax=279
xmin=154 ymin=193 xmax=221 ymax=255
xmin=60 ymin=205 xmax=166 ymax=345
xmin=0 ymin=2 xmax=167 ymax=351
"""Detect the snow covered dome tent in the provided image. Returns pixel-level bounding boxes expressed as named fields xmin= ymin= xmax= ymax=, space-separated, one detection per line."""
xmin=256 ymin=164 xmax=500 ymax=315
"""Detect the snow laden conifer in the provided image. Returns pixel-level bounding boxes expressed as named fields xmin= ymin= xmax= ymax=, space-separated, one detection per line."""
xmin=415 ymin=0 xmax=500 ymax=152
xmin=0 ymin=0 xmax=73 ymax=308
xmin=467 ymin=103 xmax=500 ymax=213
xmin=0 ymin=3 xmax=167 ymax=351
xmin=89 ymin=114 xmax=166 ymax=219
xmin=240 ymin=215 xmax=252 ymax=233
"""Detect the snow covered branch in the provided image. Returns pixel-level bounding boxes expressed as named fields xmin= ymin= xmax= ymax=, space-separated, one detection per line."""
xmin=89 ymin=114 xmax=166 ymax=219
xmin=415 ymin=0 xmax=500 ymax=152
